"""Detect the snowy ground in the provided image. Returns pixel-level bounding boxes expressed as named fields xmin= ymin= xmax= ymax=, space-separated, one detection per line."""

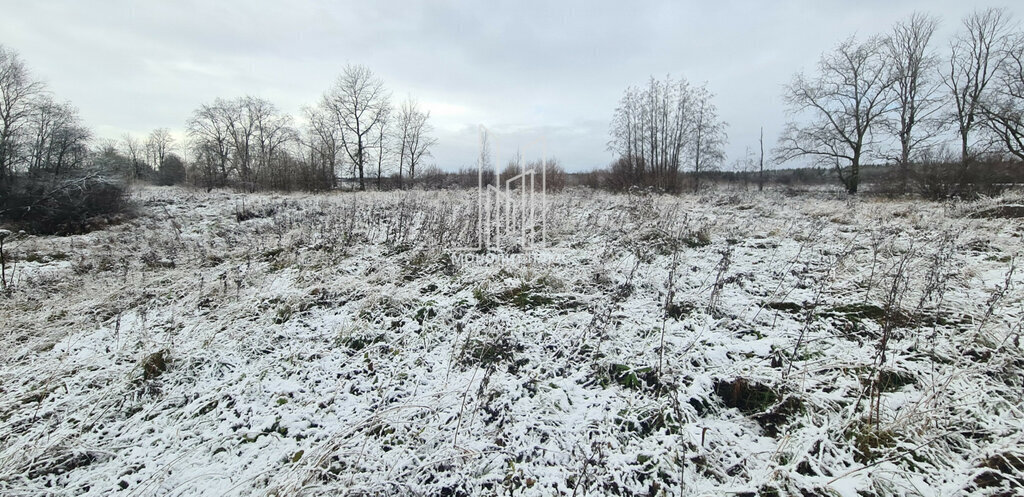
xmin=1 ymin=186 xmax=1022 ymax=496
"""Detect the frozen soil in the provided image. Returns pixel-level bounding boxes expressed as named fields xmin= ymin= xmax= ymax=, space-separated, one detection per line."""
xmin=1 ymin=186 xmax=1022 ymax=496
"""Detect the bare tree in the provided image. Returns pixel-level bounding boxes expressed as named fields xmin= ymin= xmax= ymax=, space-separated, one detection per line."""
xmin=478 ymin=126 xmax=492 ymax=175
xmin=223 ymin=98 xmax=255 ymax=187
xmin=395 ymin=97 xmax=436 ymax=188
xmin=320 ymin=65 xmax=389 ymax=191
xmin=373 ymin=103 xmax=391 ymax=189
xmin=981 ymin=33 xmax=1024 ymax=160
xmin=886 ymin=12 xmax=943 ymax=191
xmin=186 ymin=96 xmax=297 ymax=191
xmin=303 ymin=106 xmax=340 ymax=189
xmin=731 ymin=146 xmax=756 ymax=190
xmin=26 ymin=97 xmax=90 ymax=177
xmin=187 ymin=99 xmax=234 ymax=186
xmin=758 ymin=126 xmax=765 ymax=192
xmin=775 ymin=36 xmax=895 ymax=194
xmin=945 ymin=7 xmax=1016 ymax=169
xmin=501 ymin=149 xmax=523 ymax=185
xmin=0 ymin=45 xmax=44 ymax=185
xmin=247 ymin=97 xmax=296 ymax=189
xmin=92 ymin=138 xmax=131 ymax=178
xmin=121 ymin=133 xmax=146 ymax=181
xmin=690 ymin=84 xmax=727 ymax=193
xmin=608 ymin=86 xmax=644 ymax=186
xmin=26 ymin=95 xmax=60 ymax=174
xmin=146 ymin=128 xmax=174 ymax=171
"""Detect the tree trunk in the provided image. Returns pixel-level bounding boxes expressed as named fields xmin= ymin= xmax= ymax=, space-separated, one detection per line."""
xmin=849 ymin=158 xmax=860 ymax=195
xmin=693 ymin=147 xmax=701 ymax=194
xmin=397 ymin=155 xmax=404 ymax=190
xmin=900 ymin=135 xmax=911 ymax=194
xmin=960 ymin=132 xmax=970 ymax=169
xmin=758 ymin=127 xmax=764 ymax=192
xmin=357 ymin=137 xmax=365 ymax=191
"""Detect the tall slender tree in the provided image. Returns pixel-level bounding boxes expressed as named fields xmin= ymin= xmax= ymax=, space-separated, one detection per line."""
xmin=121 ymin=133 xmax=146 ymax=181
xmin=886 ymin=12 xmax=943 ymax=191
xmin=303 ymin=106 xmax=341 ymax=189
xmin=373 ymin=104 xmax=391 ymax=189
xmin=395 ymin=97 xmax=437 ymax=188
xmin=690 ymin=84 xmax=727 ymax=193
xmin=758 ymin=127 xmax=765 ymax=192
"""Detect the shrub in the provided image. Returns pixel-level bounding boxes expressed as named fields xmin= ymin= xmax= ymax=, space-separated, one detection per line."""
xmin=912 ymin=150 xmax=1020 ymax=200
xmin=0 ymin=174 xmax=130 ymax=235
xmin=157 ymin=154 xmax=187 ymax=186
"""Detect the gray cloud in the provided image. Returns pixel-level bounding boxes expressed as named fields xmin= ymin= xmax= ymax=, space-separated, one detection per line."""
xmin=0 ymin=0 xmax=1018 ymax=171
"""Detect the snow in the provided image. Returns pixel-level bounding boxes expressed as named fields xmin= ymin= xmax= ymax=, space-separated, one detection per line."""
xmin=0 ymin=186 xmax=1022 ymax=496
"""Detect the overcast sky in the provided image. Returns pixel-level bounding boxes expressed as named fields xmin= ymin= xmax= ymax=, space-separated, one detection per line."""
xmin=1 ymin=0 xmax=1021 ymax=172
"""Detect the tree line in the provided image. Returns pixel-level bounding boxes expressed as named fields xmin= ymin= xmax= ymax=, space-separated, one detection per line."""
xmin=0 ymin=48 xmax=442 ymax=232
xmin=1 ymin=51 xmax=438 ymax=200
xmin=5 ymin=6 xmax=1024 ymax=225
xmin=186 ymin=66 xmax=436 ymax=192
xmin=604 ymin=8 xmax=1024 ymax=197
xmin=776 ymin=8 xmax=1024 ymax=195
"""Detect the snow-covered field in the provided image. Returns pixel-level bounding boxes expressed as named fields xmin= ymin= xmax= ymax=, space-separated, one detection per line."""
xmin=1 ymin=186 xmax=1022 ymax=496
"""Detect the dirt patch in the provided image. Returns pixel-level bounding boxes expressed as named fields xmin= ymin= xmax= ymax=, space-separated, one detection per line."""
xmin=753 ymin=395 xmax=804 ymax=437
xmin=844 ymin=421 xmax=897 ymax=464
xmin=713 ymin=378 xmax=779 ymax=414
xmin=973 ymin=452 xmax=1024 ymax=490
xmin=968 ymin=204 xmax=1024 ymax=219
xmin=141 ymin=350 xmax=168 ymax=380
xmin=606 ymin=363 xmax=663 ymax=391
xmin=862 ymin=369 xmax=915 ymax=392
xmin=765 ymin=302 xmax=804 ymax=313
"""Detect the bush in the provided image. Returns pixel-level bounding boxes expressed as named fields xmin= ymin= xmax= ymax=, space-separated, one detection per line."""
xmin=157 ymin=154 xmax=186 ymax=186
xmin=0 ymin=174 xmax=130 ymax=235
xmin=912 ymin=149 xmax=1021 ymax=200
xmin=539 ymin=159 xmax=567 ymax=192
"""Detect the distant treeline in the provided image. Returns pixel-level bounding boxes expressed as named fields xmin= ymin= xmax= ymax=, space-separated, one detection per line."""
xmin=5 ymin=6 xmax=1024 ymax=236
xmin=605 ymin=8 xmax=1024 ymax=197
xmin=384 ymin=157 xmax=1024 ymax=199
